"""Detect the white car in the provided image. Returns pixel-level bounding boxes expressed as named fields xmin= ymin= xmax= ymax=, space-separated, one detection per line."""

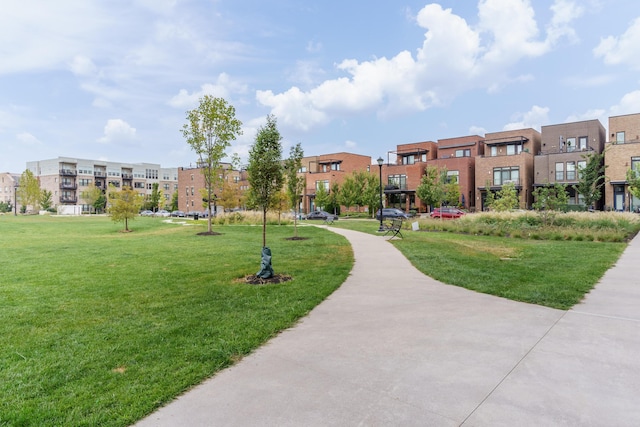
xmin=155 ymin=209 xmax=171 ymax=217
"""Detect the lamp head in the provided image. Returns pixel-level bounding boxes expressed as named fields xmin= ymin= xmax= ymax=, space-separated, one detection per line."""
xmin=377 ymin=157 xmax=384 ymax=166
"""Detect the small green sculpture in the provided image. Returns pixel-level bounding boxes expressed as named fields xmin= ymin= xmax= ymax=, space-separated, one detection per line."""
xmin=257 ymin=246 xmax=274 ymax=279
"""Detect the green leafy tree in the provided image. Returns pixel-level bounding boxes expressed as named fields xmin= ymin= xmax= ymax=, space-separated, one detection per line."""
xmin=337 ymin=174 xmax=358 ymax=214
xmin=149 ymin=183 xmax=162 ymax=212
xmin=327 ymin=182 xmax=341 ymax=215
xmin=247 ymin=114 xmax=284 ymax=247
xmin=170 ymin=191 xmax=179 ymax=211
xmin=40 ymin=189 xmax=53 ymax=211
xmin=627 ymin=168 xmax=640 ymax=204
xmin=416 ymin=165 xmax=445 ymax=211
xmin=443 ymin=181 xmax=461 ymax=207
xmin=491 ymin=182 xmax=520 ymax=211
xmin=532 ymin=183 xmax=569 ymax=225
xmin=284 ymin=143 xmax=305 ymax=237
xmin=361 ymin=172 xmax=381 ymax=218
xmin=81 ymin=184 xmax=104 ymax=214
xmin=182 ymin=95 xmax=242 ymax=233
xmin=108 ymin=186 xmax=143 ymax=232
xmin=270 ymin=189 xmax=289 ymax=225
xmin=314 ymin=182 xmax=330 ymax=211
xmin=573 ymin=152 xmax=606 ymax=210
xmin=17 ymin=169 xmax=40 ymax=212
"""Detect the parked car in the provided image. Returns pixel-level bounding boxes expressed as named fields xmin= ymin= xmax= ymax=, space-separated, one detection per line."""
xmin=140 ymin=210 xmax=154 ymax=216
xmin=155 ymin=209 xmax=171 ymax=217
xmin=171 ymin=210 xmax=186 ymax=217
xmin=430 ymin=207 xmax=465 ymax=219
xmin=375 ymin=208 xmax=410 ymax=220
xmin=305 ymin=210 xmax=338 ymax=221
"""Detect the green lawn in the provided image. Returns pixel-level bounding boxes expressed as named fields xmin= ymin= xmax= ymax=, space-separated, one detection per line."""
xmin=332 ymin=218 xmax=627 ymax=309
xmin=0 ymin=215 xmax=352 ymax=426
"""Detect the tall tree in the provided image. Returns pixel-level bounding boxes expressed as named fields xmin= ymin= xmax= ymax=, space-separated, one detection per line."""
xmin=81 ymin=184 xmax=103 ymax=214
xmin=337 ymin=174 xmax=358 ymax=214
xmin=182 ymin=95 xmax=242 ymax=233
xmin=17 ymin=169 xmax=40 ymax=212
xmin=284 ymin=143 xmax=305 ymax=237
xmin=109 ymin=186 xmax=143 ymax=232
xmin=40 ymin=189 xmax=53 ymax=211
xmin=149 ymin=183 xmax=162 ymax=212
xmin=573 ymin=151 xmax=606 ymax=210
xmin=247 ymin=115 xmax=284 ymax=247
xmin=314 ymin=182 xmax=330 ymax=211
xmin=361 ymin=172 xmax=381 ymax=218
xmin=491 ymin=182 xmax=520 ymax=211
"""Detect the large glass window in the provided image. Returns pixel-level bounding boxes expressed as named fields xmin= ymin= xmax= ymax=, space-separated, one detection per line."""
xmin=315 ymin=180 xmax=329 ymax=191
xmin=632 ymin=157 xmax=640 ymax=171
xmin=446 ymin=170 xmax=459 ymax=184
xmin=490 ymin=146 xmax=497 ymax=157
xmin=616 ymin=131 xmax=625 ymax=143
xmin=388 ymin=174 xmax=407 ymax=190
xmin=555 ymin=162 xmax=564 ymax=181
xmin=493 ymin=167 xmax=519 ymax=185
xmin=566 ymin=162 xmax=576 ymax=180
xmin=402 ymin=155 xmax=415 ymax=165
xmin=566 ymin=137 xmax=576 ymax=152
xmin=506 ymin=144 xmax=522 ymax=155
xmin=455 ymin=149 xmax=470 ymax=158
xmin=579 ymin=136 xmax=587 ymax=150
xmin=577 ymin=160 xmax=587 ymax=179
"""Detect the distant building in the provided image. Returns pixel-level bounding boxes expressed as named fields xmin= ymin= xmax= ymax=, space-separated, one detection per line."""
xmin=605 ymin=113 xmax=640 ymax=211
xmin=0 ymin=172 xmax=20 ymax=211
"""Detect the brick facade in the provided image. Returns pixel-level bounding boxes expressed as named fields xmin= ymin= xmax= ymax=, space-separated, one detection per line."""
xmin=605 ymin=112 xmax=640 ymax=211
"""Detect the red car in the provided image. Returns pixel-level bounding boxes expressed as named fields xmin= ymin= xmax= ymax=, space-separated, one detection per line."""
xmin=430 ymin=207 xmax=465 ymax=219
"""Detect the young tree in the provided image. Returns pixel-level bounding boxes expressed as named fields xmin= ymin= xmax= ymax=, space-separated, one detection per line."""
xmin=491 ymin=182 xmax=520 ymax=211
xmin=627 ymin=168 xmax=640 ymax=209
xmin=149 ymin=183 xmax=162 ymax=212
xmin=337 ymin=174 xmax=358 ymax=214
xmin=532 ymin=183 xmax=569 ymax=225
xmin=247 ymin=114 xmax=284 ymax=248
xmin=416 ymin=165 xmax=445 ymax=211
xmin=314 ymin=182 xmax=330 ymax=211
xmin=17 ymin=169 xmax=40 ymax=212
xmin=573 ymin=151 xmax=606 ymax=210
xmin=81 ymin=184 xmax=104 ymax=214
xmin=361 ymin=172 xmax=381 ymax=218
xmin=40 ymin=189 xmax=53 ymax=211
xmin=443 ymin=181 xmax=461 ymax=207
xmin=170 ymin=191 xmax=179 ymax=211
xmin=284 ymin=143 xmax=305 ymax=237
xmin=109 ymin=186 xmax=143 ymax=232
xmin=182 ymin=95 xmax=242 ymax=233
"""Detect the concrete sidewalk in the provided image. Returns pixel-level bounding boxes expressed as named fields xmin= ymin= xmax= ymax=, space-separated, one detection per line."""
xmin=135 ymin=228 xmax=640 ymax=426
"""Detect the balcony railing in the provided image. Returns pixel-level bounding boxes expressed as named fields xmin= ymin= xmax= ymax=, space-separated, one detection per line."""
xmin=60 ymin=169 xmax=77 ymax=176
xmin=59 ymin=196 xmax=78 ymax=203
xmin=94 ymin=171 xmax=106 ymax=177
xmin=122 ymin=173 xmax=133 ymax=180
xmin=60 ymin=183 xmax=77 ymax=190
xmin=494 ymin=179 xmax=521 ymax=186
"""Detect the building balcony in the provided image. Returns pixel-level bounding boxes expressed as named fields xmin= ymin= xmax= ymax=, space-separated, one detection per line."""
xmin=60 ymin=183 xmax=77 ymax=190
xmin=59 ymin=196 xmax=78 ymax=204
xmin=60 ymin=169 xmax=77 ymax=176
xmin=94 ymin=171 xmax=106 ymax=177
xmin=122 ymin=173 xmax=133 ymax=180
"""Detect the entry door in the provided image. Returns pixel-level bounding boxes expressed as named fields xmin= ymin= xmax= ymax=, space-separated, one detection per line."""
xmin=615 ymin=193 xmax=624 ymax=211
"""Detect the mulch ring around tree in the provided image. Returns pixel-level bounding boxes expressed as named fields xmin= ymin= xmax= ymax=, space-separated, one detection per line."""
xmin=284 ymin=236 xmax=309 ymax=241
xmin=197 ymin=231 xmax=222 ymax=236
xmin=241 ymin=274 xmax=292 ymax=285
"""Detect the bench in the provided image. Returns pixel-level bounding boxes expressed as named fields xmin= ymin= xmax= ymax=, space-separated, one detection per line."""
xmin=383 ymin=218 xmax=404 ymax=239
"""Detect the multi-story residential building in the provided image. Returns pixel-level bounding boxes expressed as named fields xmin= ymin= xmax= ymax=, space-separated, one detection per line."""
xmin=534 ymin=119 xmax=606 ymax=208
xmin=380 ymin=141 xmax=437 ymax=213
xmin=475 ymin=128 xmax=541 ymax=210
xmin=605 ymin=113 xmax=640 ymax=211
xmin=0 ymin=172 xmax=20 ymax=211
xmin=177 ymin=163 xmax=241 ymax=214
xmin=302 ymin=152 xmax=372 ymax=213
xmin=430 ymin=135 xmax=484 ymax=210
xmin=26 ymin=157 xmax=178 ymax=213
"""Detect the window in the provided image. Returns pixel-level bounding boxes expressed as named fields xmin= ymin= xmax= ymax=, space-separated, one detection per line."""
xmin=493 ymin=167 xmax=519 ymax=185
xmin=455 ymin=149 xmax=470 ymax=157
xmin=490 ymin=146 xmax=498 ymax=157
xmin=566 ymin=137 xmax=576 ymax=152
xmin=506 ymin=144 xmax=522 ymax=155
xmin=577 ymin=160 xmax=587 ymax=179
xmin=191 ymin=174 xmax=194 ymax=181
xmin=134 ymin=182 xmax=144 ymax=189
xmin=191 ymin=186 xmax=194 ymax=196
xmin=164 ymin=184 xmax=170 ymax=190
xmin=616 ymin=131 xmax=625 ymax=143
xmin=555 ymin=162 xmax=564 ymax=181
xmin=579 ymin=136 xmax=587 ymax=150
xmin=446 ymin=170 xmax=459 ymax=184
xmin=566 ymin=162 xmax=576 ymax=180
xmin=421 ymin=153 xmax=427 ymax=162
xmin=632 ymin=157 xmax=640 ymax=171
xmin=331 ymin=162 xmax=340 ymax=171
xmin=315 ymin=180 xmax=329 ymax=191
xmin=388 ymin=174 xmax=407 ymax=190
xmin=185 ymin=187 xmax=189 ymax=195
xmin=298 ymin=166 xmax=307 ymax=173
xmin=402 ymin=155 xmax=415 ymax=165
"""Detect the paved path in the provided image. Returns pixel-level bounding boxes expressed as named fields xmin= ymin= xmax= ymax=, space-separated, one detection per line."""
xmin=135 ymin=228 xmax=640 ymax=426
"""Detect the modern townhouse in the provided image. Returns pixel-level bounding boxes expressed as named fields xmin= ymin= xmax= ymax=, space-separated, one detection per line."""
xmin=604 ymin=113 xmax=640 ymax=211
xmin=302 ymin=152 xmax=372 ymax=213
xmin=475 ymin=128 xmax=542 ymax=210
xmin=26 ymin=157 xmax=178 ymax=214
xmin=534 ymin=119 xmax=606 ymax=208
xmin=380 ymin=141 xmax=437 ymax=213
xmin=430 ymin=135 xmax=484 ymax=210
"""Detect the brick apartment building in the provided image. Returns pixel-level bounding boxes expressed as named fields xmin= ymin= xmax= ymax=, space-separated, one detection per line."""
xmin=534 ymin=119 xmax=606 ymax=207
xmin=177 ymin=164 xmax=241 ymax=214
xmin=605 ymin=113 xmax=640 ymax=211
xmin=475 ymin=128 xmax=542 ymax=210
xmin=0 ymin=172 xmax=20 ymax=211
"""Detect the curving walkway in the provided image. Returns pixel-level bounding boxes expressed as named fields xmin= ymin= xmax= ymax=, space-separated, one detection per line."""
xmin=134 ymin=228 xmax=640 ymax=426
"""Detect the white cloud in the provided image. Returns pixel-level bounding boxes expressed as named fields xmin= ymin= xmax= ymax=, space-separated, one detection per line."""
xmin=16 ymin=132 xmax=41 ymax=146
xmin=98 ymin=119 xmax=136 ymax=144
xmin=609 ymin=90 xmax=640 ymax=117
xmin=594 ymin=17 xmax=640 ymax=69
xmin=469 ymin=125 xmax=487 ymax=136
xmin=69 ymin=55 xmax=98 ymax=77
xmin=168 ymin=74 xmax=249 ymax=109
xmin=345 ymin=140 xmax=357 ymax=149
xmin=503 ymin=105 xmax=550 ymax=130
xmin=255 ymin=0 xmax=579 ymax=132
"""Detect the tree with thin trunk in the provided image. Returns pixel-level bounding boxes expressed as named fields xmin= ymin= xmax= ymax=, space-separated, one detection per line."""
xmin=17 ymin=169 xmax=40 ymax=213
xmin=149 ymin=183 xmax=162 ymax=212
xmin=247 ymin=115 xmax=284 ymax=247
xmin=573 ymin=151 xmax=606 ymax=210
xmin=416 ymin=165 xmax=445 ymax=211
xmin=109 ymin=186 xmax=143 ymax=232
xmin=181 ymin=95 xmax=242 ymax=233
xmin=81 ymin=184 xmax=103 ymax=214
xmin=284 ymin=143 xmax=305 ymax=237
xmin=627 ymin=168 xmax=640 ymax=207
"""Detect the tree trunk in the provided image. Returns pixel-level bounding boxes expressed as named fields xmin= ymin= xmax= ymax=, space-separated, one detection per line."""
xmin=262 ymin=207 xmax=267 ymax=247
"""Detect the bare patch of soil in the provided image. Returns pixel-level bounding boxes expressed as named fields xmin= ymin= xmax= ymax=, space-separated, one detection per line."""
xmin=197 ymin=231 xmax=222 ymax=236
xmin=285 ymin=236 xmax=309 ymax=241
xmin=241 ymin=274 xmax=292 ymax=285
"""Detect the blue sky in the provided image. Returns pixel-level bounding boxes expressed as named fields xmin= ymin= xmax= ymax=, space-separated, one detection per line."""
xmin=2 ymin=0 xmax=640 ymax=172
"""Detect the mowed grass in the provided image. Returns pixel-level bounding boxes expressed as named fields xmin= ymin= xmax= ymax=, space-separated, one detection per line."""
xmin=0 ymin=215 xmax=352 ymax=426
xmin=332 ymin=218 xmax=626 ymax=309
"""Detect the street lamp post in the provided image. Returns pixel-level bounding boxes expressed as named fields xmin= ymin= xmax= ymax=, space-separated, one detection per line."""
xmin=377 ymin=157 xmax=384 ymax=232
xmin=14 ymin=184 xmax=18 ymax=216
